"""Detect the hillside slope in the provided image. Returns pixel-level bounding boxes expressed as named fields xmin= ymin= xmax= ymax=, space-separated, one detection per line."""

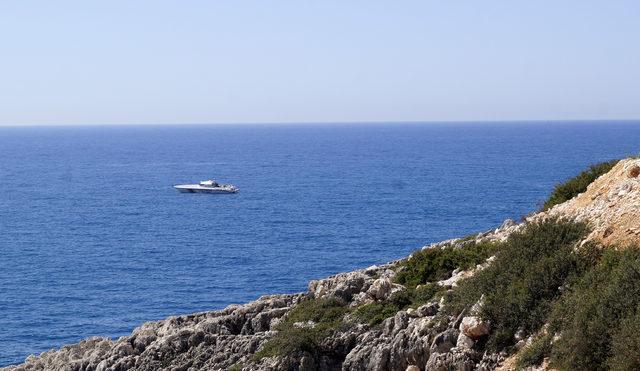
xmin=540 ymin=158 xmax=640 ymax=247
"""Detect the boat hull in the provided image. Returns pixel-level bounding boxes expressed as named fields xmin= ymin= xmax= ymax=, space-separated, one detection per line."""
xmin=174 ymin=185 xmax=237 ymax=194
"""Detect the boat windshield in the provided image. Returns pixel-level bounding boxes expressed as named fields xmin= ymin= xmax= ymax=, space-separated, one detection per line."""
xmin=200 ymin=180 xmax=218 ymax=187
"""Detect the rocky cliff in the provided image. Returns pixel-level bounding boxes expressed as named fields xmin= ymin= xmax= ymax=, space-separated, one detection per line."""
xmin=5 ymin=158 xmax=640 ymax=371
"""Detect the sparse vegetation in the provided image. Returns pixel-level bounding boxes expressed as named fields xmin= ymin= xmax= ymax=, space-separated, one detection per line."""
xmin=348 ymin=229 xmax=502 ymax=328
xmin=353 ymin=284 xmax=440 ymax=326
xmin=408 ymin=283 xmax=442 ymax=307
xmin=395 ymin=240 xmax=498 ymax=289
xmin=353 ymin=301 xmax=401 ymax=326
xmin=541 ymin=159 xmax=618 ymax=211
xmin=516 ymin=334 xmax=552 ymax=368
xmin=254 ymin=298 xmax=350 ymax=359
xmin=350 ymin=237 xmax=502 ymax=328
xmin=255 ymin=285 xmax=443 ymax=359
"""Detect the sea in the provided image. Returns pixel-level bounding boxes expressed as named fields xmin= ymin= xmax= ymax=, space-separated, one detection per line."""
xmin=0 ymin=121 xmax=639 ymax=366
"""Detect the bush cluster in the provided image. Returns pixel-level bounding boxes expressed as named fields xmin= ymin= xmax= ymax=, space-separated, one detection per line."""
xmin=516 ymin=334 xmax=552 ymax=369
xmin=256 ymin=286 xmax=443 ymax=359
xmin=257 ymin=240 xmax=486 ymax=359
xmin=549 ymin=248 xmax=640 ymax=370
xmin=441 ymin=217 xmax=640 ymax=370
xmin=541 ymin=160 xmax=618 ymax=211
xmin=353 ymin=237 xmax=500 ymax=328
xmin=352 ymin=284 xmax=440 ymax=326
xmin=353 ymin=299 xmax=402 ymax=327
xmin=254 ymin=298 xmax=349 ymax=359
xmin=395 ymin=240 xmax=498 ymax=289
xmin=445 ymin=218 xmax=594 ymax=350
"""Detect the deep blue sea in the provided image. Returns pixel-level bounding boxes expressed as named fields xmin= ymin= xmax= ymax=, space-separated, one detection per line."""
xmin=0 ymin=122 xmax=639 ymax=366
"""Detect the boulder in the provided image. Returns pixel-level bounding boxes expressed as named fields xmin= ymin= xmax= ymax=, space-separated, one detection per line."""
xmin=309 ymin=271 xmax=372 ymax=302
xmin=456 ymin=333 xmax=475 ymax=349
xmin=425 ymin=348 xmax=476 ymax=371
xmin=416 ymin=302 xmax=439 ymax=317
xmin=459 ymin=316 xmax=490 ymax=340
xmin=366 ymin=277 xmax=406 ymax=301
xmin=430 ymin=329 xmax=459 ymax=353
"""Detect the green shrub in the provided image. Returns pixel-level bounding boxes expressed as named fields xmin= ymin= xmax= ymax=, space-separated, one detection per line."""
xmin=395 ymin=240 xmax=498 ymax=289
xmin=541 ymin=160 xmax=618 ymax=211
xmin=607 ymin=310 xmax=640 ymax=370
xmin=254 ymin=298 xmax=350 ymax=359
xmin=517 ymin=334 xmax=552 ymax=368
xmin=256 ymin=326 xmax=319 ymax=358
xmin=352 ymin=284 xmax=441 ymax=326
xmin=409 ymin=283 xmax=442 ymax=307
xmin=284 ymin=297 xmax=349 ymax=324
xmin=549 ymin=248 xmax=640 ymax=370
xmin=446 ymin=218 xmax=593 ymax=350
xmin=353 ymin=301 xmax=400 ymax=326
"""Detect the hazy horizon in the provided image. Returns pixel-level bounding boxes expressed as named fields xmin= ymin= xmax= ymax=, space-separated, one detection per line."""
xmin=1 ymin=119 xmax=640 ymax=128
xmin=1 ymin=1 xmax=639 ymax=126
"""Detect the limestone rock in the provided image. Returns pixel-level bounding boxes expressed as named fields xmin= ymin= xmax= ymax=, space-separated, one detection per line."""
xmin=309 ymin=263 xmax=395 ymax=303
xmin=456 ymin=333 xmax=475 ymax=349
xmin=425 ymin=348 xmax=477 ymax=371
xmin=460 ymin=316 xmax=490 ymax=340
xmin=539 ymin=158 xmax=640 ymax=247
xmin=4 ymin=294 xmax=303 ymax=371
xmin=416 ymin=302 xmax=439 ymax=317
xmin=430 ymin=329 xmax=459 ymax=353
xmin=366 ymin=277 xmax=406 ymax=301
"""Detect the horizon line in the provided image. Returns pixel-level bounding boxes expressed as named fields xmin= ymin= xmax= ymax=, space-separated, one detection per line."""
xmin=1 ymin=118 xmax=639 ymax=128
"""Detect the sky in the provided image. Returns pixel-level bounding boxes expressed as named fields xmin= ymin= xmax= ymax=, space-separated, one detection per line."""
xmin=0 ymin=1 xmax=638 ymax=126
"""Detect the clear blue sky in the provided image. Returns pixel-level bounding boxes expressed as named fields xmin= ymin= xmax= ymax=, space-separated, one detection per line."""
xmin=0 ymin=1 xmax=638 ymax=125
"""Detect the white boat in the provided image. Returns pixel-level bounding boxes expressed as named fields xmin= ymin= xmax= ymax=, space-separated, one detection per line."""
xmin=174 ymin=180 xmax=238 ymax=194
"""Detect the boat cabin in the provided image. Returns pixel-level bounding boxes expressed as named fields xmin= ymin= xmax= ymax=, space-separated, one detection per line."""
xmin=199 ymin=180 xmax=219 ymax=187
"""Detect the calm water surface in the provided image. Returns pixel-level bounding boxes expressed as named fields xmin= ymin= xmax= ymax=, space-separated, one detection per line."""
xmin=0 ymin=122 xmax=639 ymax=365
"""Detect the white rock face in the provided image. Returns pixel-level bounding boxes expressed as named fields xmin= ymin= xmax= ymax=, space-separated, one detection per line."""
xmin=366 ymin=277 xmax=406 ymax=301
xmin=460 ymin=316 xmax=490 ymax=340
xmin=456 ymin=333 xmax=475 ymax=349
xmin=308 ymin=271 xmax=371 ymax=301
xmin=539 ymin=158 xmax=640 ymax=247
xmin=308 ymin=263 xmax=396 ymax=304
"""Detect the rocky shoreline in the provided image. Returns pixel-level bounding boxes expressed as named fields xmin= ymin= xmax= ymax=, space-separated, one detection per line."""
xmin=3 ymin=220 xmax=518 ymax=371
